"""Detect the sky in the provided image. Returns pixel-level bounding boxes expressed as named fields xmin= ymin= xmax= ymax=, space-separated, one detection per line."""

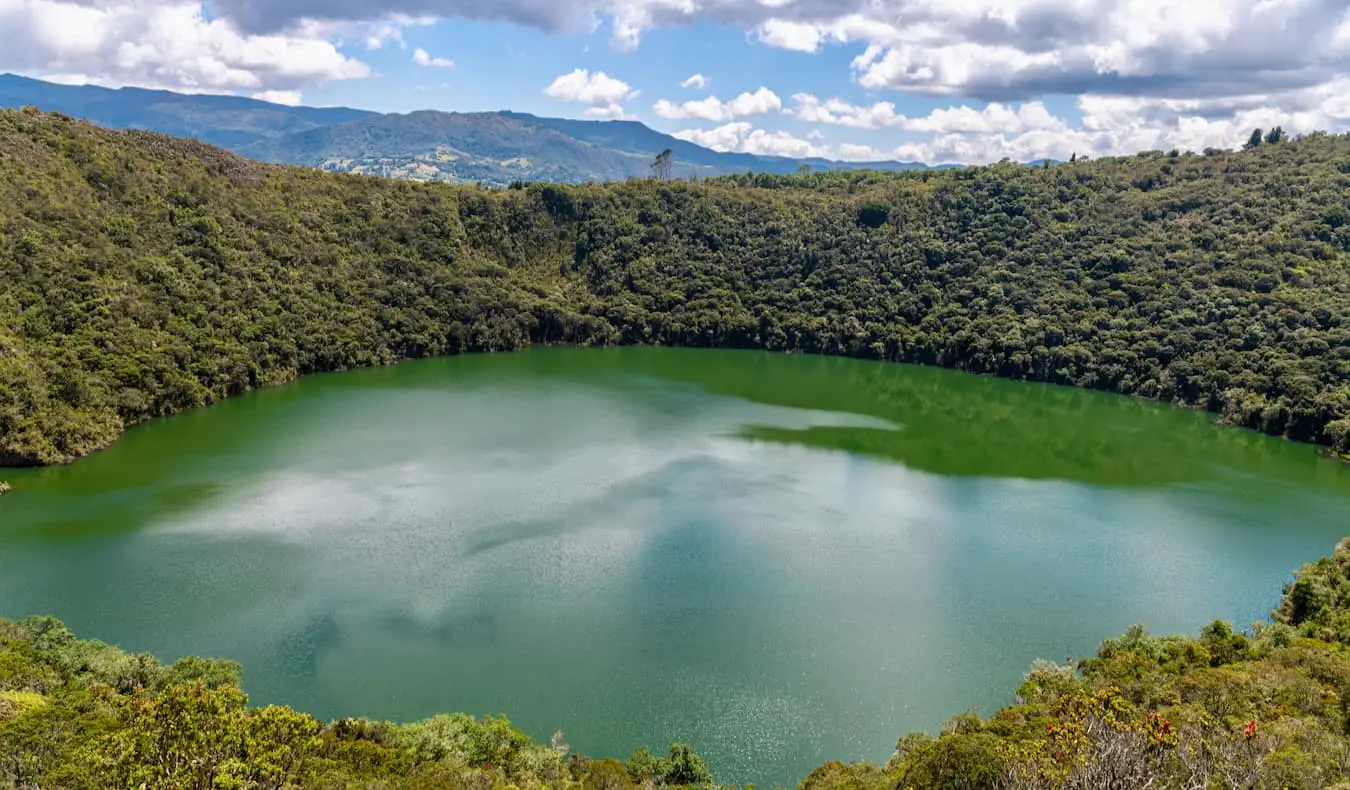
xmin=3 ymin=0 xmax=1350 ymax=165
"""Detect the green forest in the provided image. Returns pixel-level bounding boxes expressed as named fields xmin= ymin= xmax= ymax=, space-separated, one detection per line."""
xmin=1 ymin=107 xmax=1349 ymax=466
xmin=8 ymin=540 xmax=1350 ymax=789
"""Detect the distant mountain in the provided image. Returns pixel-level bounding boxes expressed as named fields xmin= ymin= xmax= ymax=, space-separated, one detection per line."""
xmin=0 ymin=73 xmax=936 ymax=184
xmin=234 ymin=110 xmax=660 ymax=183
xmin=504 ymin=112 xmax=939 ymax=175
xmin=239 ymin=109 xmax=939 ymax=184
xmin=0 ymin=74 xmax=372 ymax=149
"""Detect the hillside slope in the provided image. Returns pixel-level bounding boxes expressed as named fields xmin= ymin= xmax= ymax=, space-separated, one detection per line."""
xmin=0 ymin=75 xmax=935 ymax=184
xmin=0 ymin=73 xmax=372 ymax=148
xmin=234 ymin=109 xmax=657 ymax=183
xmin=0 ymin=108 xmax=1347 ymax=465
xmin=236 ymin=108 xmax=935 ymax=184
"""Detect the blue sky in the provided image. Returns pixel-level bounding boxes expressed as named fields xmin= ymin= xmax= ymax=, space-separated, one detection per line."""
xmin=3 ymin=1 xmax=1350 ymax=164
xmin=303 ymin=18 xmax=991 ymax=156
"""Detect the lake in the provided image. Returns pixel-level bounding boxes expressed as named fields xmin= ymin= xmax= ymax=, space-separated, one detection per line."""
xmin=2 ymin=347 xmax=1348 ymax=787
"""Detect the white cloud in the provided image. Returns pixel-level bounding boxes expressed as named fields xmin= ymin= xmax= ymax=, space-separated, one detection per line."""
xmin=364 ymin=23 xmax=405 ymax=50
xmin=788 ymin=93 xmax=1066 ymax=133
xmin=835 ymin=143 xmax=887 ymax=161
xmin=252 ymin=89 xmax=303 ymax=105
xmin=653 ymin=87 xmax=781 ymax=121
xmin=0 ymin=0 xmax=371 ymax=95
xmin=124 ymin=0 xmax=1350 ymax=110
xmin=844 ymin=80 xmax=1350 ymax=165
xmin=585 ymin=102 xmax=631 ymax=119
xmin=544 ymin=68 xmax=639 ymax=110
xmin=357 ymin=15 xmax=435 ymax=50
xmin=9 ymin=0 xmax=1350 ymax=168
xmin=412 ymin=47 xmax=453 ymax=68
xmin=756 ymin=19 xmax=822 ymax=53
xmin=787 ymin=94 xmax=901 ymax=129
xmin=673 ymin=121 xmax=827 ymax=158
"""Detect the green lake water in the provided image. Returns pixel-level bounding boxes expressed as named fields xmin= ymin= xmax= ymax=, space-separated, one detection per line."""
xmin=3 ymin=347 xmax=1349 ymax=786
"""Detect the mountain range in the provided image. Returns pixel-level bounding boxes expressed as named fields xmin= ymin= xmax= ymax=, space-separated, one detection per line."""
xmin=0 ymin=74 xmax=939 ymax=184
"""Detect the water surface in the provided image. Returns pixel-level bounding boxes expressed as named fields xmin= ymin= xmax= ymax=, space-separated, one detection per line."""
xmin=2 ymin=348 xmax=1348 ymax=786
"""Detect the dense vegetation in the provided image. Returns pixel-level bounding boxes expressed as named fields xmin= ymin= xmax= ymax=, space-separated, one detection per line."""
xmin=9 ymin=540 xmax=1350 ymax=789
xmin=0 ymin=614 xmax=714 ymax=789
xmin=2 ymin=108 xmax=1349 ymax=465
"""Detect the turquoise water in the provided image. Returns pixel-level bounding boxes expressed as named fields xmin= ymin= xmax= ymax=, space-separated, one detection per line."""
xmin=2 ymin=348 xmax=1348 ymax=786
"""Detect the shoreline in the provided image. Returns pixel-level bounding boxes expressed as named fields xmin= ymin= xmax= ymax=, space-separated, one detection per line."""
xmin=4 ymin=343 xmax=1346 ymax=471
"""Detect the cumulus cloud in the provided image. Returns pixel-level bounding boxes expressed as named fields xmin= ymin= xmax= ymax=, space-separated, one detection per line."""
xmin=412 ymin=47 xmax=453 ymax=67
xmin=8 ymin=0 xmax=1350 ymax=167
xmin=788 ymin=94 xmax=1065 ymax=134
xmin=0 ymin=0 xmax=371 ymax=94
xmin=208 ymin=0 xmax=591 ymax=37
xmin=843 ymin=81 xmax=1350 ymax=165
xmin=252 ymin=89 xmax=304 ymax=105
xmin=545 ymin=68 xmax=637 ymax=103
xmin=653 ymin=87 xmax=781 ymax=121
xmin=673 ymin=121 xmax=827 ymax=158
xmin=756 ymin=19 xmax=822 ymax=52
xmin=544 ymin=68 xmax=639 ymax=117
xmin=585 ymin=103 xmax=632 ymax=119
xmin=163 ymin=0 xmax=1350 ymax=106
xmin=834 ymin=143 xmax=887 ymax=161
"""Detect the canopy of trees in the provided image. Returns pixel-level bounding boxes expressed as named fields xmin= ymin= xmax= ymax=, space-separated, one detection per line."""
xmin=0 ymin=614 xmax=712 ymax=789
xmin=2 ymin=109 xmax=1348 ymax=465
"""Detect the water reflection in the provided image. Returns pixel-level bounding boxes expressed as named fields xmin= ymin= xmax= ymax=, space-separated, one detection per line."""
xmin=1 ymin=348 xmax=1348 ymax=787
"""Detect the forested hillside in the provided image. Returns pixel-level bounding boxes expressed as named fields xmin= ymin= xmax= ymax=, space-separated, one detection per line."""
xmin=0 ymin=74 xmax=373 ymax=149
xmin=1 ymin=107 xmax=1348 ymax=466
xmin=10 ymin=539 xmax=1350 ymax=788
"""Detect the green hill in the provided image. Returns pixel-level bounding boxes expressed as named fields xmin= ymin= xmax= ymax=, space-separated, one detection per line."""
xmin=0 ymin=73 xmax=372 ymax=148
xmin=234 ymin=109 xmax=937 ymax=184
xmin=0 ymin=108 xmax=1347 ymax=466
xmin=0 ymin=75 xmax=936 ymax=185
xmin=233 ymin=109 xmax=660 ymax=183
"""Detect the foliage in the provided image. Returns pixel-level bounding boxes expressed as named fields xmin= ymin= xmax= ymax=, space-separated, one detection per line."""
xmin=1 ymin=109 xmax=1349 ymax=467
xmin=0 ymin=616 xmax=714 ymax=790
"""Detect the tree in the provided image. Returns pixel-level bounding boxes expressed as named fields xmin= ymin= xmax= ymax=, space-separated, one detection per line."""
xmin=797 ymin=163 xmax=812 ymax=175
xmin=1245 ymin=128 xmax=1264 ymax=149
xmin=652 ymin=148 xmax=674 ymax=180
xmin=625 ymin=747 xmax=657 ymax=781
xmin=856 ymin=200 xmax=891 ymax=229
xmin=1265 ymin=126 xmax=1286 ymax=144
xmin=657 ymin=743 xmax=712 ymax=786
